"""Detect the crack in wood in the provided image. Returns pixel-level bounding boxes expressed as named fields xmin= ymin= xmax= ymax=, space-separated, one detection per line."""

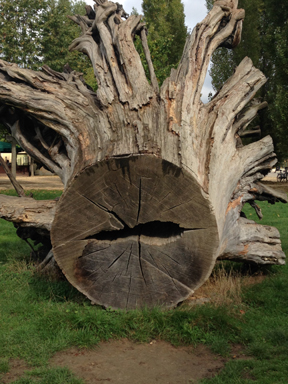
xmin=81 ymin=193 xmax=127 ymax=228
xmin=146 ymin=250 xmax=192 ymax=292
xmin=157 ymin=249 xmax=181 ymax=265
xmin=86 ymin=221 xmax=196 ymax=243
xmin=126 ymin=244 xmax=133 ymax=274
xmin=79 ymin=245 xmax=111 ymax=259
xmin=138 ymin=236 xmax=147 ymax=286
xmin=107 ymin=246 xmax=129 ymax=269
xmin=158 ymin=191 xmax=171 ymax=203
xmin=113 ymin=182 xmax=128 ymax=207
xmin=136 ymin=177 xmax=142 ymax=223
xmin=162 ymin=198 xmax=193 ymax=213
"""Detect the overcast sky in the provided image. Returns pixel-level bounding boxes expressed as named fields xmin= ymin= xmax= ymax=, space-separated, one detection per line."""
xmin=85 ymin=0 xmax=213 ymax=101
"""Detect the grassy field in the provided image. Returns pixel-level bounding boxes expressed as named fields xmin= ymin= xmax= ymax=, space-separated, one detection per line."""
xmin=0 ymin=190 xmax=288 ymax=383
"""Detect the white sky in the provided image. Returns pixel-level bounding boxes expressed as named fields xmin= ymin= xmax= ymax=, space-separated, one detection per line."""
xmin=85 ymin=0 xmax=213 ymax=101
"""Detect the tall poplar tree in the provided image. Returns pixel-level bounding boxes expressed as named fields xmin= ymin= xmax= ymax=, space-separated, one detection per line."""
xmin=142 ymin=0 xmax=187 ymax=66
xmin=206 ymin=0 xmax=288 ymax=161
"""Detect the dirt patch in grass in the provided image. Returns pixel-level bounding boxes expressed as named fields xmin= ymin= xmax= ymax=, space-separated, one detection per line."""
xmin=49 ymin=340 xmax=233 ymax=384
xmin=1 ymin=340 xmax=252 ymax=384
xmin=1 ymin=359 xmax=30 ymax=384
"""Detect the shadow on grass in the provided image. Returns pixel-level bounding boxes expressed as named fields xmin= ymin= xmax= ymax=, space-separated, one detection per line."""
xmin=27 ymin=273 xmax=89 ymax=305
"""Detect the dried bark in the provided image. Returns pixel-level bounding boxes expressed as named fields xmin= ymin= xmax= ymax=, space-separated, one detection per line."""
xmin=0 ymin=0 xmax=286 ymax=309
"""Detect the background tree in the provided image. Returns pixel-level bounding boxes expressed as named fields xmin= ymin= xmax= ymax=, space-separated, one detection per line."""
xmin=141 ymin=0 xmax=187 ymax=83
xmin=0 ymin=0 xmax=96 ymax=89
xmin=0 ymin=0 xmax=47 ymax=70
xmin=206 ymin=0 xmax=288 ymax=162
xmin=42 ymin=0 xmax=88 ymax=72
xmin=42 ymin=0 xmax=97 ymax=89
xmin=264 ymin=1 xmax=288 ymax=161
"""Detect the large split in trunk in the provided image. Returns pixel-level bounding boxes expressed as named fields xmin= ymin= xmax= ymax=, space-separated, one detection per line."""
xmin=0 ymin=0 xmax=286 ymax=309
xmin=51 ymin=156 xmax=218 ymax=309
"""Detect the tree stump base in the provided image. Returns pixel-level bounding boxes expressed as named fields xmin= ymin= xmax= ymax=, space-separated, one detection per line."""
xmin=51 ymin=155 xmax=218 ymax=309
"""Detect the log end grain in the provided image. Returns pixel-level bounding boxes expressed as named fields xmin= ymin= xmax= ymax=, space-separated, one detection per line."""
xmin=51 ymin=155 xmax=219 ymax=309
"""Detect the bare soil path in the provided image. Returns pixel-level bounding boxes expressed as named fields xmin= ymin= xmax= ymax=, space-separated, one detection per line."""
xmin=1 ymin=174 xmax=287 ymax=193
xmin=0 ymin=174 xmax=64 ymax=191
xmin=2 ymin=340 xmax=251 ymax=384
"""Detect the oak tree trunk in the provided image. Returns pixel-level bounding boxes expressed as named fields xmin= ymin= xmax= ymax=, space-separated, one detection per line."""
xmin=0 ymin=0 xmax=286 ymax=309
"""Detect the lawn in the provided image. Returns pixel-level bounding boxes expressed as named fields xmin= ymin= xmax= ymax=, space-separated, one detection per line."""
xmin=0 ymin=190 xmax=288 ymax=383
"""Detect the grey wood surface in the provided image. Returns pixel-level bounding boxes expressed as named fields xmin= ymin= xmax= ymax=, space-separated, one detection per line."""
xmin=51 ymin=156 xmax=218 ymax=309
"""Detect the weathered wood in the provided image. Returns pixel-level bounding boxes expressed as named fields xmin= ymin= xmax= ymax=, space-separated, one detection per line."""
xmin=140 ymin=28 xmax=159 ymax=93
xmin=51 ymin=155 xmax=218 ymax=309
xmin=0 ymin=0 xmax=286 ymax=309
xmin=0 ymin=195 xmax=56 ymax=231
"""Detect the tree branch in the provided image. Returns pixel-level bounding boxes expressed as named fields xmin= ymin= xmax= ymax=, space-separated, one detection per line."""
xmin=0 ymin=194 xmax=56 ymax=231
xmin=0 ymin=153 xmax=26 ymax=197
xmin=69 ymin=4 xmax=155 ymax=109
xmin=140 ymin=28 xmax=159 ymax=93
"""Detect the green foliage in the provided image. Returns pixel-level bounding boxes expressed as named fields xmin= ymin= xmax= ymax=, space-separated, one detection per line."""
xmin=41 ymin=0 xmax=89 ymax=73
xmin=0 ymin=0 xmax=47 ymax=70
xmin=0 ymin=189 xmax=62 ymax=199
xmin=135 ymin=34 xmax=176 ymax=85
xmin=12 ymin=367 xmax=84 ymax=384
xmin=206 ymin=0 xmax=288 ymax=161
xmin=141 ymin=0 xmax=187 ymax=78
xmin=0 ymin=0 xmax=95 ymax=90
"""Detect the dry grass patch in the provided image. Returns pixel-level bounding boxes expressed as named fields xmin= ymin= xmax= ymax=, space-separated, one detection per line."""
xmin=185 ymin=262 xmax=267 ymax=307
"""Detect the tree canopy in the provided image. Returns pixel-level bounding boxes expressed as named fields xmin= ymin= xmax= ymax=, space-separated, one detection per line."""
xmin=0 ymin=0 xmax=94 ymax=87
xmin=141 ymin=0 xmax=187 ymax=83
xmin=206 ymin=0 xmax=288 ymax=161
xmin=41 ymin=0 xmax=89 ymax=73
xmin=0 ymin=0 xmax=47 ymax=70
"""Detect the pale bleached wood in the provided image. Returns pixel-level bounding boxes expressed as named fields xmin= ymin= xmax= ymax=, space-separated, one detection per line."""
xmin=219 ymin=214 xmax=286 ymax=265
xmin=140 ymin=28 xmax=159 ymax=93
xmin=0 ymin=195 xmax=56 ymax=231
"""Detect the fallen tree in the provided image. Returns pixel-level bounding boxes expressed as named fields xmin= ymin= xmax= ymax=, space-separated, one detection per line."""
xmin=0 ymin=0 xmax=286 ymax=309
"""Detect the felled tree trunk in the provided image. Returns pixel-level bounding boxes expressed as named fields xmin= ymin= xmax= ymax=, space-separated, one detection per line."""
xmin=0 ymin=0 xmax=286 ymax=309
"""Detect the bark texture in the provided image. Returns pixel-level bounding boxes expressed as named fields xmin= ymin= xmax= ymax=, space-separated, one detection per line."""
xmin=0 ymin=0 xmax=286 ymax=309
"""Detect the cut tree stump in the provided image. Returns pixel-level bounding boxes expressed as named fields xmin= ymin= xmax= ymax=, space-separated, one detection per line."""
xmin=51 ymin=156 xmax=218 ymax=309
xmin=0 ymin=0 xmax=286 ymax=309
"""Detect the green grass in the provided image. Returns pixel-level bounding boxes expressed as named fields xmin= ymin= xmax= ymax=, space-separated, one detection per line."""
xmin=1 ymin=191 xmax=288 ymax=383
xmin=11 ymin=367 xmax=84 ymax=384
xmin=0 ymin=190 xmax=62 ymax=264
xmin=0 ymin=189 xmax=63 ymax=200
